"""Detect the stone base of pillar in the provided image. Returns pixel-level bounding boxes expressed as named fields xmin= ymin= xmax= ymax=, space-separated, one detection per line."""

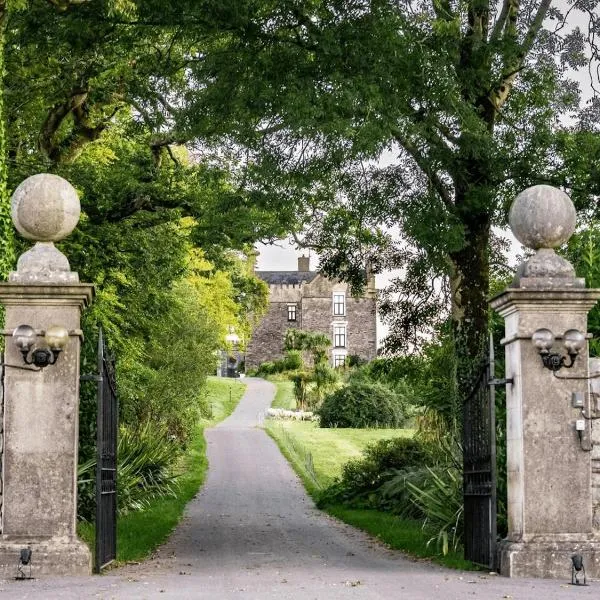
xmin=0 ymin=536 xmax=91 ymax=577
xmin=499 ymin=538 xmax=600 ymax=579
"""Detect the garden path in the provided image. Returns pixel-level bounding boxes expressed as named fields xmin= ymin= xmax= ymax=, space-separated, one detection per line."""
xmin=0 ymin=378 xmax=595 ymax=599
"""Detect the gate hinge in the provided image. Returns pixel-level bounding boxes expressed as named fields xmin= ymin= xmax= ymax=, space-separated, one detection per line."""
xmin=489 ymin=378 xmax=513 ymax=386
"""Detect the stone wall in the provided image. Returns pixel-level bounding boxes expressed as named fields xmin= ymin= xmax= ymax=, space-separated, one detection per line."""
xmin=346 ymin=297 xmax=378 ymax=360
xmin=246 ymin=302 xmax=300 ymax=369
xmin=591 ymin=358 xmax=600 ymax=529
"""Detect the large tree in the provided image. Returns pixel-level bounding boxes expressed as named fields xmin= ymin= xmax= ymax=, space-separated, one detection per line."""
xmin=5 ymin=0 xmax=600 ymax=400
xmin=171 ymin=0 xmax=599 ymax=395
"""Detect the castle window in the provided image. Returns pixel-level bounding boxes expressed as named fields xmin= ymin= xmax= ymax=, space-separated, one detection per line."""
xmin=287 ymin=304 xmax=297 ymax=321
xmin=333 ymin=293 xmax=345 ymax=316
xmin=333 ymin=354 xmax=346 ymax=368
xmin=334 ymin=325 xmax=346 ymax=348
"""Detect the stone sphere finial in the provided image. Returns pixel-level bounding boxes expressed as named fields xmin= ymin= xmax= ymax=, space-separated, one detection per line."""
xmin=509 ymin=184 xmax=576 ymax=250
xmin=11 ymin=173 xmax=80 ymax=242
xmin=508 ymin=185 xmax=583 ymax=288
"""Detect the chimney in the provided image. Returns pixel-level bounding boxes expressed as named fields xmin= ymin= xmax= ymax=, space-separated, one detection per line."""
xmin=298 ymin=255 xmax=310 ymax=272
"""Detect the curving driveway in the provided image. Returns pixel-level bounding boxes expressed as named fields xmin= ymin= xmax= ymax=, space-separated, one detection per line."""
xmin=0 ymin=378 xmax=595 ymax=598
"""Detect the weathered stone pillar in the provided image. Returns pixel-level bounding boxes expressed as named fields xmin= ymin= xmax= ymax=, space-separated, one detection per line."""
xmin=589 ymin=358 xmax=600 ymax=528
xmin=492 ymin=185 xmax=600 ymax=578
xmin=0 ymin=174 xmax=93 ymax=576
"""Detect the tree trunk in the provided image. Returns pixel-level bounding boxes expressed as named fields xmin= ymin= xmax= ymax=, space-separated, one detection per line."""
xmin=449 ymin=196 xmax=491 ymax=408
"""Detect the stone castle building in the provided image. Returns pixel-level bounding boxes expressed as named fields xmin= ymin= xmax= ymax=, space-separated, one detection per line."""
xmin=246 ymin=256 xmax=377 ymax=370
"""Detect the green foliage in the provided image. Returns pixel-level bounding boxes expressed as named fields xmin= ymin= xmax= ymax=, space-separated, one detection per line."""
xmin=284 ymin=349 xmax=303 ymax=371
xmin=78 ymin=422 xmax=181 ymax=521
xmin=284 ymin=328 xmax=331 ymax=364
xmin=565 ymin=226 xmax=600 ymax=356
xmin=325 ymin=507 xmax=474 ymax=570
xmin=270 ymin=379 xmax=296 ymax=410
xmin=256 ymin=350 xmax=302 ymax=376
xmin=318 ymin=380 xmax=406 ymax=428
xmin=318 ymin=437 xmax=432 ymax=509
xmin=346 ymin=354 xmax=366 ymax=368
xmin=406 ymin=468 xmax=464 ymax=556
xmin=291 ymin=371 xmax=310 ymax=411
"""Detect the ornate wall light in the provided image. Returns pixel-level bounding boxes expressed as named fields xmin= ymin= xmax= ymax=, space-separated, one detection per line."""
xmin=12 ymin=324 xmax=69 ymax=368
xmin=531 ymin=328 xmax=586 ymax=371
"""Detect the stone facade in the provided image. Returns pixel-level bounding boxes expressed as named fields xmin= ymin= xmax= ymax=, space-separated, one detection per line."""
xmin=492 ymin=185 xmax=600 ymax=579
xmin=0 ymin=174 xmax=93 ymax=576
xmin=246 ymin=257 xmax=377 ymax=370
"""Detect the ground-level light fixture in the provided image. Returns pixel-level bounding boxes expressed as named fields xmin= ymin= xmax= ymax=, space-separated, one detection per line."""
xmin=12 ymin=324 xmax=69 ymax=368
xmin=531 ymin=328 xmax=586 ymax=372
xmin=15 ymin=548 xmax=32 ymax=580
xmin=571 ymin=554 xmax=587 ymax=585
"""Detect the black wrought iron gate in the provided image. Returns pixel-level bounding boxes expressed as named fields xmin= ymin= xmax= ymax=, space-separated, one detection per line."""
xmin=462 ymin=335 xmax=504 ymax=568
xmin=83 ymin=329 xmax=118 ymax=573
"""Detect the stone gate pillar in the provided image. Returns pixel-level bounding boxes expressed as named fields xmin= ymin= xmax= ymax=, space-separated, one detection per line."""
xmin=0 ymin=174 xmax=93 ymax=576
xmin=491 ymin=185 xmax=600 ymax=578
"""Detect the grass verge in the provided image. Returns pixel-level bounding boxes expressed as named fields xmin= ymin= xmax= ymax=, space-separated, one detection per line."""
xmin=78 ymin=376 xmax=246 ymax=566
xmin=265 ymin=419 xmax=476 ymax=571
xmin=268 ymin=377 xmax=296 ymax=410
xmin=326 ymin=506 xmax=474 ymax=570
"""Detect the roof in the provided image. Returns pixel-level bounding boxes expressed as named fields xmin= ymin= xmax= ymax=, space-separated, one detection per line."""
xmin=255 ymin=271 xmax=318 ymax=285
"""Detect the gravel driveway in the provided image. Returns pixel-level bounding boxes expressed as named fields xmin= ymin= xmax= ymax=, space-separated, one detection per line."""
xmin=0 ymin=377 xmax=596 ymax=599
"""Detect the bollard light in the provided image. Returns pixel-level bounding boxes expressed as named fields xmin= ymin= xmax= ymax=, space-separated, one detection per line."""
xmin=12 ymin=324 xmax=69 ymax=369
xmin=571 ymin=554 xmax=587 ymax=585
xmin=15 ymin=548 xmax=32 ymax=580
xmin=532 ymin=328 xmax=586 ymax=372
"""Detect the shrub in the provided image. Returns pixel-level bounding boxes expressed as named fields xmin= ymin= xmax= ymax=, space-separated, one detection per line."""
xmin=406 ymin=467 xmax=463 ymax=555
xmin=78 ymin=422 xmax=181 ymax=521
xmin=347 ymin=354 xmax=366 ymax=368
xmin=318 ymin=436 xmax=432 ymax=509
xmin=284 ymin=350 xmax=303 ymax=371
xmin=317 ymin=380 xmax=405 ymax=428
xmin=256 ymin=350 xmax=303 ymax=377
xmin=256 ymin=361 xmax=277 ymax=375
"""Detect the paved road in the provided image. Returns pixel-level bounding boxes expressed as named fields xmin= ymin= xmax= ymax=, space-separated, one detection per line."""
xmin=0 ymin=378 xmax=596 ymax=598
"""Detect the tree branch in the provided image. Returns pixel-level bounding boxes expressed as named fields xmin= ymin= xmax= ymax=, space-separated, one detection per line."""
xmin=490 ymin=0 xmax=511 ymax=42
xmin=490 ymin=0 xmax=552 ymax=113
xmin=520 ymin=0 xmax=552 ymax=58
xmin=392 ymin=130 xmax=454 ymax=209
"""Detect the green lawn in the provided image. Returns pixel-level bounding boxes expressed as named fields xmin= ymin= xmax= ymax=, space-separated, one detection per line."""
xmin=265 ymin=411 xmax=475 ymax=571
xmin=265 ymin=420 xmax=411 ymax=488
xmin=269 ymin=377 xmax=296 ymax=410
xmin=79 ymin=376 xmax=246 ymax=566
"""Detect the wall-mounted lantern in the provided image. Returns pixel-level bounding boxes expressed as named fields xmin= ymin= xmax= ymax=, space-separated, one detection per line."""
xmin=531 ymin=328 xmax=586 ymax=371
xmin=12 ymin=324 xmax=69 ymax=368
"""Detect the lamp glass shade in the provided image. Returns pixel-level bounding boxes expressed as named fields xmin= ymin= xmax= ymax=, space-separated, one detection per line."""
xmin=45 ymin=325 xmax=69 ymax=351
xmin=12 ymin=324 xmax=36 ymax=352
xmin=563 ymin=329 xmax=586 ymax=354
xmin=532 ymin=328 xmax=554 ymax=352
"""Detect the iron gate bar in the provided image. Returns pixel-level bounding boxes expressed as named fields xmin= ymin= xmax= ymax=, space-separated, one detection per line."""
xmin=462 ymin=334 xmax=499 ymax=569
xmin=94 ymin=328 xmax=118 ymax=573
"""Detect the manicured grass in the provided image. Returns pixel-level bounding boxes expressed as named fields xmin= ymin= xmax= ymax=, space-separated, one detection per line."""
xmin=268 ymin=377 xmax=296 ymax=410
xmin=326 ymin=506 xmax=475 ymax=571
xmin=265 ymin=419 xmax=477 ymax=571
xmin=201 ymin=376 xmax=247 ymax=421
xmin=265 ymin=420 xmax=412 ymax=487
xmin=78 ymin=376 xmax=246 ymax=566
